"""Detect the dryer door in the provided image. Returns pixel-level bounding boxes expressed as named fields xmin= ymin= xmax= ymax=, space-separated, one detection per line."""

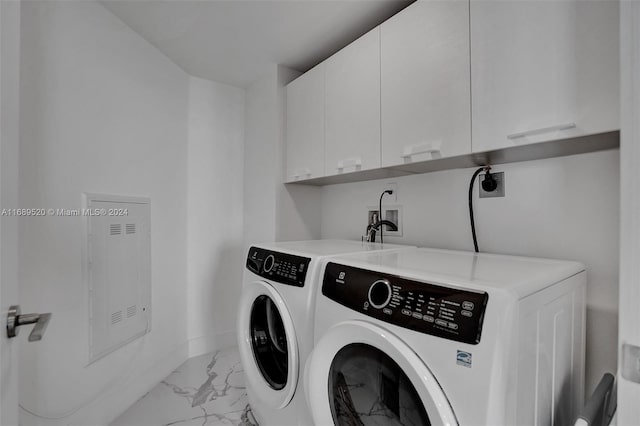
xmin=305 ymin=320 xmax=458 ymax=426
xmin=238 ymin=280 xmax=298 ymax=409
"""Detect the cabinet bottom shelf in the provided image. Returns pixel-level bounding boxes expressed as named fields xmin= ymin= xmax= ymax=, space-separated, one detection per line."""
xmin=287 ymin=131 xmax=619 ymax=186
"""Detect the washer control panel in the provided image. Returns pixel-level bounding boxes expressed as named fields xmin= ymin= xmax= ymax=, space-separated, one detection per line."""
xmin=246 ymin=247 xmax=311 ymax=287
xmin=323 ymin=262 xmax=488 ymax=344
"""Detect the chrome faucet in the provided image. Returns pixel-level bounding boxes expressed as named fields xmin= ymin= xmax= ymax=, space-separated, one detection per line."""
xmin=365 ymin=214 xmax=398 ymax=243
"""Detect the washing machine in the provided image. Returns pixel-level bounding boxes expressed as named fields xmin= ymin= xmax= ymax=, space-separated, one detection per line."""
xmin=237 ymin=240 xmax=413 ymax=426
xmin=305 ymin=247 xmax=586 ymax=426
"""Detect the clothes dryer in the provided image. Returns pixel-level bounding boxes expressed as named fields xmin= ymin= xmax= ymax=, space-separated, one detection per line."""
xmin=306 ymin=248 xmax=586 ymax=425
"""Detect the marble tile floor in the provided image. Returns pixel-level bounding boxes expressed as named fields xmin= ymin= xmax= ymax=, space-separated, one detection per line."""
xmin=112 ymin=347 xmax=258 ymax=426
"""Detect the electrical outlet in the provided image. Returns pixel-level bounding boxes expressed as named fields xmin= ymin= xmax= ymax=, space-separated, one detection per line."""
xmin=479 ymin=172 xmax=505 ymax=198
xmin=367 ymin=205 xmax=402 ymax=237
xmin=385 ymin=182 xmax=397 ymax=202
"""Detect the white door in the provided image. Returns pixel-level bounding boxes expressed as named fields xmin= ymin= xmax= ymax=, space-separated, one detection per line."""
xmin=617 ymin=1 xmax=640 ymax=423
xmin=470 ymin=0 xmax=619 ymax=152
xmin=381 ymin=0 xmax=471 ymax=167
xmin=285 ymin=63 xmax=325 ymax=182
xmin=1 ymin=0 xmax=21 ymax=424
xmin=305 ymin=320 xmax=458 ymax=426
xmin=325 ymin=27 xmax=381 ymax=176
xmin=237 ymin=280 xmax=299 ymax=409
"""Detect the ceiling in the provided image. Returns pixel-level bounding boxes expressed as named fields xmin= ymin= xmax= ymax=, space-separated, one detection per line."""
xmin=100 ymin=0 xmax=414 ymax=88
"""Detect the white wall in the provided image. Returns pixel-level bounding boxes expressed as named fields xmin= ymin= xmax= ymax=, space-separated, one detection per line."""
xmin=186 ymin=76 xmax=244 ymax=357
xmin=0 ymin=1 xmax=22 ymax=424
xmin=617 ymin=1 xmax=640 ymax=422
xmin=244 ymin=65 xmax=321 ymax=246
xmin=321 ymin=148 xmax=619 ymax=394
xmin=244 ymin=67 xmax=280 ymax=245
xmin=18 ymin=2 xmax=189 ymax=424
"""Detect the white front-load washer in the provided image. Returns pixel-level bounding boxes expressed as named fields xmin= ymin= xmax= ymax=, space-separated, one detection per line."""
xmin=305 ymin=247 xmax=586 ymax=426
xmin=237 ymin=240 xmax=413 ymax=426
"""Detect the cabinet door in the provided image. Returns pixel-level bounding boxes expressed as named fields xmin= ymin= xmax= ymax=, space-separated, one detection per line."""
xmin=325 ymin=28 xmax=381 ymax=176
xmin=381 ymin=1 xmax=471 ymax=167
xmin=471 ymin=0 xmax=619 ymax=153
xmin=285 ymin=64 xmax=325 ymax=182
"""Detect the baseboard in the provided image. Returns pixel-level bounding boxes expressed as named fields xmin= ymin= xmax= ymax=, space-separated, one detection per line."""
xmin=19 ymin=342 xmax=189 ymax=426
xmin=187 ymin=330 xmax=237 ymax=358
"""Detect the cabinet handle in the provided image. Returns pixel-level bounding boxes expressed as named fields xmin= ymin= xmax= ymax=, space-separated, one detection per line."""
xmin=401 ymin=141 xmax=442 ymax=161
xmin=507 ymin=123 xmax=576 ymax=140
xmin=337 ymin=157 xmax=362 ymax=172
xmin=293 ymin=168 xmax=311 ymax=180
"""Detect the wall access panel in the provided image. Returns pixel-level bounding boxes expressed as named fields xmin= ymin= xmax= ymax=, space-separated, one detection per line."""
xmin=85 ymin=194 xmax=151 ymax=363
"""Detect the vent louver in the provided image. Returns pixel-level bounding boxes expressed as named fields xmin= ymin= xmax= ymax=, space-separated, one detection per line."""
xmin=110 ymin=224 xmax=121 ymax=235
xmin=125 ymin=224 xmax=136 ymax=234
xmin=111 ymin=310 xmax=123 ymax=325
xmin=126 ymin=305 xmax=137 ymax=318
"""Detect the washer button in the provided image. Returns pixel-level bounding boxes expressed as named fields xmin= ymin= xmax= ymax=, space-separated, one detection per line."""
xmin=462 ymin=301 xmax=475 ymax=311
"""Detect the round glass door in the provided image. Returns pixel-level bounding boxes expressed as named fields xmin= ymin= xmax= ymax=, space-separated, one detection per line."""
xmin=329 ymin=343 xmax=430 ymax=426
xmin=237 ymin=280 xmax=298 ymax=409
xmin=250 ymin=295 xmax=288 ymax=390
xmin=305 ymin=321 xmax=457 ymax=426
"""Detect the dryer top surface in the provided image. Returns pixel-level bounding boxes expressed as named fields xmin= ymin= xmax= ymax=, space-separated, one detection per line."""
xmin=327 ymin=247 xmax=585 ymax=298
xmin=250 ymin=239 xmax=413 ymax=258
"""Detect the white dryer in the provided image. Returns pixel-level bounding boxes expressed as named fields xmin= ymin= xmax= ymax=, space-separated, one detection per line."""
xmin=237 ymin=240 xmax=413 ymax=426
xmin=305 ymin=248 xmax=586 ymax=426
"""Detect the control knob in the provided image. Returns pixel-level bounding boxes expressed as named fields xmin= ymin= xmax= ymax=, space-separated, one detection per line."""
xmin=368 ymin=279 xmax=392 ymax=309
xmin=263 ymin=254 xmax=275 ymax=273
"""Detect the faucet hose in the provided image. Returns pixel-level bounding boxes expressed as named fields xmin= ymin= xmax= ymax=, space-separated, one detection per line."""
xmin=379 ymin=190 xmax=393 ymax=244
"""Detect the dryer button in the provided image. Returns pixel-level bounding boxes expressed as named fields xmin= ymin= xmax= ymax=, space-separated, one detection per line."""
xmin=435 ymin=319 xmax=448 ymax=327
xmin=462 ymin=301 xmax=475 ymax=311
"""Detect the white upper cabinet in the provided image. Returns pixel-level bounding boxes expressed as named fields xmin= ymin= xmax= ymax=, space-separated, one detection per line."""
xmin=471 ymin=0 xmax=619 ymax=153
xmin=381 ymin=1 xmax=471 ymax=167
xmin=325 ymin=28 xmax=381 ymax=176
xmin=285 ymin=64 xmax=325 ymax=182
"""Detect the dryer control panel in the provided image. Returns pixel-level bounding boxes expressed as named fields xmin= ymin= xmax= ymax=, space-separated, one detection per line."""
xmin=323 ymin=262 xmax=488 ymax=344
xmin=246 ymin=247 xmax=311 ymax=287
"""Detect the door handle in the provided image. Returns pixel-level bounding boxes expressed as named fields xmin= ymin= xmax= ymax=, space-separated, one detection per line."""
xmin=293 ymin=168 xmax=312 ymax=180
xmin=401 ymin=141 xmax=442 ymax=161
xmin=6 ymin=305 xmax=52 ymax=341
xmin=336 ymin=157 xmax=362 ymax=172
xmin=507 ymin=123 xmax=576 ymax=140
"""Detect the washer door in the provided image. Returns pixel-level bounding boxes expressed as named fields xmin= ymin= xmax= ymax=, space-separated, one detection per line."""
xmin=305 ymin=320 xmax=458 ymax=426
xmin=238 ymin=280 xmax=298 ymax=409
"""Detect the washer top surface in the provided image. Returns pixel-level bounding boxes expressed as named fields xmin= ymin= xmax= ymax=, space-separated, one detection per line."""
xmin=328 ymin=247 xmax=585 ymax=299
xmin=250 ymin=239 xmax=412 ymax=258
